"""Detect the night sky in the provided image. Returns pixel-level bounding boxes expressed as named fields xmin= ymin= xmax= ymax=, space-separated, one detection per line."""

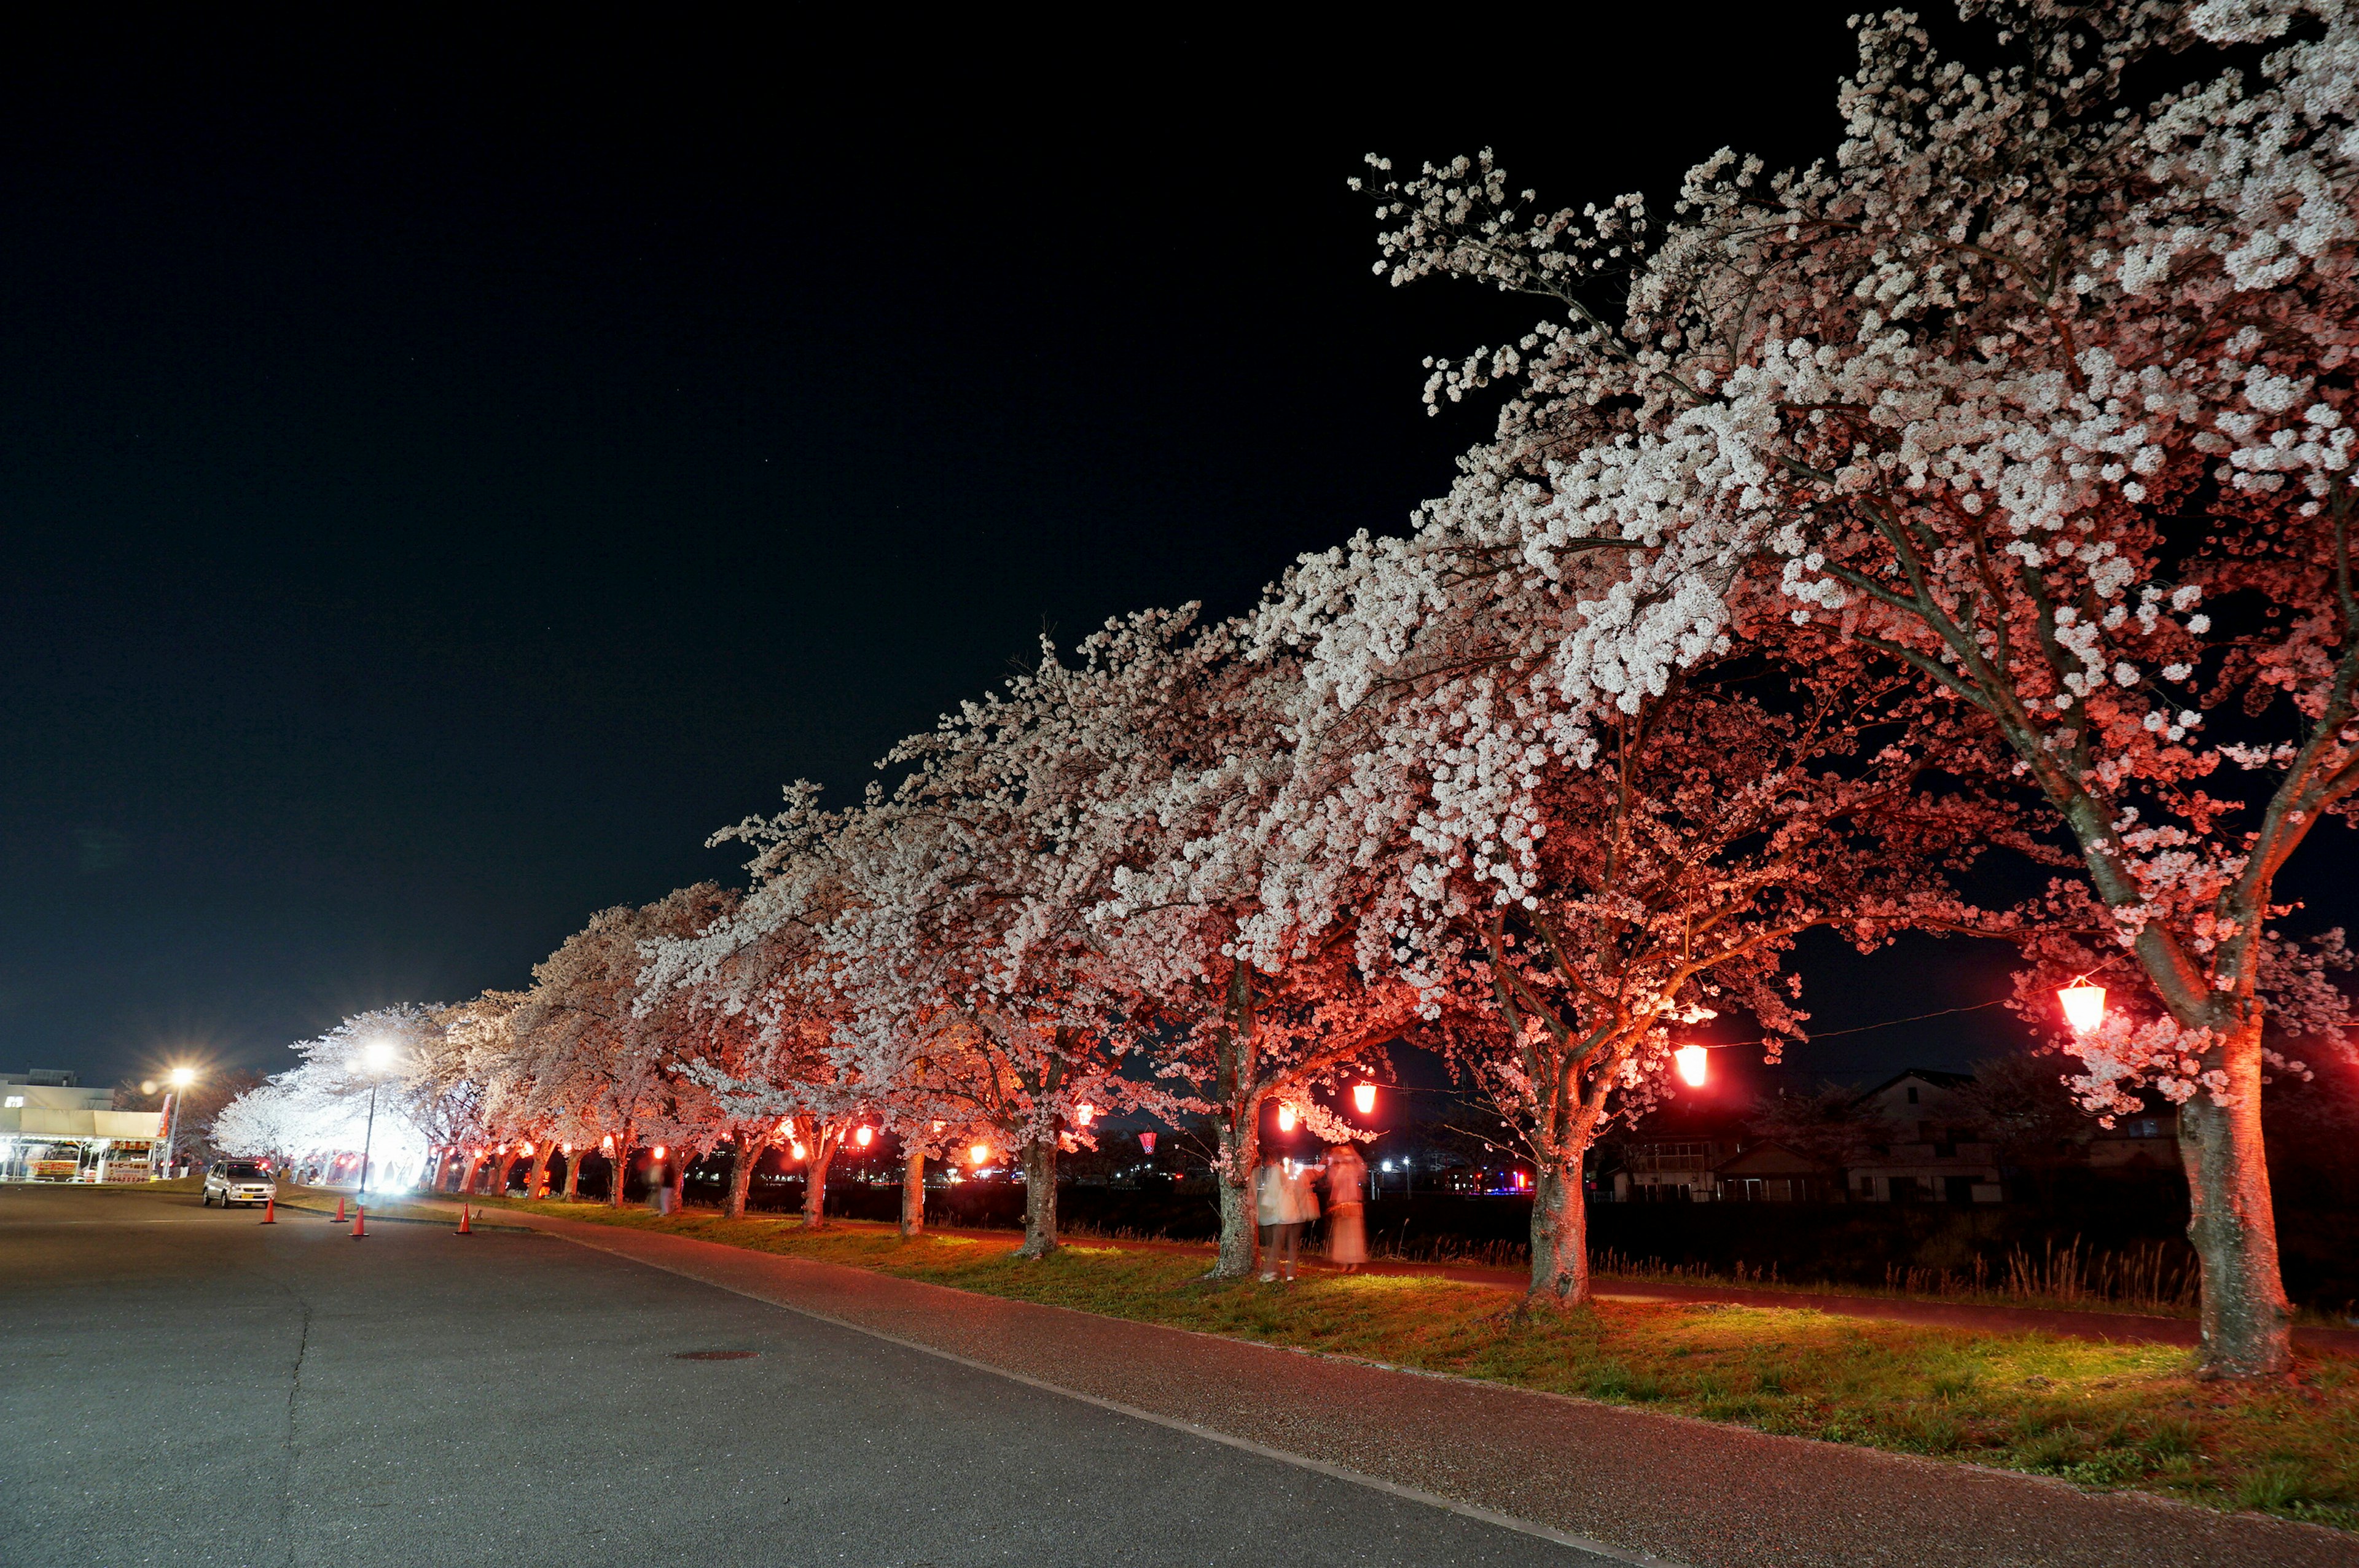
xmin=3 ymin=9 xmax=2272 ymax=1094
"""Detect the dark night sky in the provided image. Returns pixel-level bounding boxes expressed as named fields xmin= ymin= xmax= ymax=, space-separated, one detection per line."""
xmin=5 ymin=8 xmax=2287 ymax=1096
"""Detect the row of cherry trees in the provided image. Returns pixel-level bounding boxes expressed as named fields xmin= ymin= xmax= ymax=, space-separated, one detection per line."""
xmin=219 ymin=1 xmax=2359 ymax=1376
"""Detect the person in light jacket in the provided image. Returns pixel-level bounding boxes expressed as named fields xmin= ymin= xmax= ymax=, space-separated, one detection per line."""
xmin=1256 ymin=1155 xmax=1317 ymax=1283
xmin=1323 ymin=1143 xmax=1368 ymax=1271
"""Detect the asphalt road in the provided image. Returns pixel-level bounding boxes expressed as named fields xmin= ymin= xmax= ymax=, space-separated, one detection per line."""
xmin=2 ymin=1185 xmax=1620 ymax=1568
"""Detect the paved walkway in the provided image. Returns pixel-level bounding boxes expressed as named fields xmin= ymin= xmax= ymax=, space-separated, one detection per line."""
xmin=485 ymin=1203 xmax=2357 ymax=1568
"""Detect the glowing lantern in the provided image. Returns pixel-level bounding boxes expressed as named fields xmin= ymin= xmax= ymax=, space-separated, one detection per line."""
xmin=1138 ymin=1132 xmax=1156 ymax=1155
xmin=854 ymin=1126 xmax=874 ymax=1148
xmin=652 ymin=1145 xmax=667 ymax=1160
xmin=520 ymin=1142 xmax=534 ymax=1156
xmin=560 ymin=1143 xmax=571 ymax=1155
xmin=969 ymin=1142 xmax=990 ymax=1166
xmin=931 ymin=1120 xmax=945 ymax=1131
xmin=1674 ymin=1045 xmax=1709 ymax=1087
xmin=789 ymin=1142 xmax=807 ymax=1160
xmin=1352 ymin=1083 xmax=1377 ymax=1115
xmin=2059 ymin=979 xmax=2107 ymax=1034
xmin=601 ymin=1134 xmax=614 ymax=1152
xmin=1074 ymin=1102 xmax=1095 ymax=1126
xmin=1276 ymin=1104 xmax=1297 ymax=1133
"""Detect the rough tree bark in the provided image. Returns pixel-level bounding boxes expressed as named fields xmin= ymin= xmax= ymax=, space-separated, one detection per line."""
xmin=899 ymin=1148 xmax=926 ymax=1238
xmin=607 ymin=1132 xmax=634 ymax=1206
xmin=1528 ymin=1106 xmax=1604 ymax=1306
xmin=664 ymin=1145 xmax=695 ymax=1212
xmin=460 ymin=1152 xmax=488 ymax=1196
xmin=801 ymin=1139 xmax=835 ymax=1229
xmin=1211 ymin=1115 xmax=1261 ymax=1279
xmin=560 ymin=1150 xmax=582 ymax=1201
xmin=724 ymin=1136 xmax=767 ymax=1220
xmin=2181 ymin=1015 xmax=2293 ymax=1377
xmin=526 ymin=1144 xmax=554 ymax=1199
xmin=1014 ymin=1139 xmax=1059 ymax=1259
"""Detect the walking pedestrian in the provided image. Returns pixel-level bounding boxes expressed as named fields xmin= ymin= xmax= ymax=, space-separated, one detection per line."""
xmin=1323 ymin=1143 xmax=1367 ymax=1272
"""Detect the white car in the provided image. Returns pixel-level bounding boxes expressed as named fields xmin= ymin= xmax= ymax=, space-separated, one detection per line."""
xmin=202 ymin=1160 xmax=278 ymax=1207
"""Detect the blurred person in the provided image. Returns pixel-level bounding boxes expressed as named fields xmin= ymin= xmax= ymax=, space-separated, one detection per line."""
xmin=1255 ymin=1154 xmax=1289 ymax=1282
xmin=1323 ymin=1143 xmax=1367 ymax=1272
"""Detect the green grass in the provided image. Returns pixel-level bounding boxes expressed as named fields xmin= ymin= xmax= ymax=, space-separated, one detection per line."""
xmin=462 ymin=1195 xmax=2359 ymax=1529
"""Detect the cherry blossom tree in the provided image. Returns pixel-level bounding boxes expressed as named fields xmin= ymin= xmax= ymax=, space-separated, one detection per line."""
xmin=1346 ymin=1 xmax=2359 ymax=1371
xmin=511 ymin=884 xmax=733 ymax=1206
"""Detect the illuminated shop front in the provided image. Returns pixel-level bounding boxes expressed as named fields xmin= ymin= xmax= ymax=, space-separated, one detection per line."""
xmin=0 ymin=1070 xmax=163 ymax=1183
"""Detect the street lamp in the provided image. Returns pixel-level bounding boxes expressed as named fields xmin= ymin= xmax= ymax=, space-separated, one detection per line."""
xmin=356 ymin=1038 xmax=396 ymax=1196
xmin=2059 ymin=978 xmax=2107 ymax=1034
xmin=162 ymin=1066 xmax=197 ymax=1177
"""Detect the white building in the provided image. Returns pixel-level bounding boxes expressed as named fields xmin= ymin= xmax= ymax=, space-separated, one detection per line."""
xmin=0 ymin=1070 xmax=163 ymax=1182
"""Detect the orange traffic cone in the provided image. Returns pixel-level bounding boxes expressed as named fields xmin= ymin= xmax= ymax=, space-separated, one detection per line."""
xmin=455 ymin=1202 xmax=473 ymax=1235
xmin=332 ymin=1194 xmax=346 ymax=1223
xmin=260 ymin=1195 xmax=276 ymax=1224
xmin=351 ymin=1206 xmax=366 ymax=1239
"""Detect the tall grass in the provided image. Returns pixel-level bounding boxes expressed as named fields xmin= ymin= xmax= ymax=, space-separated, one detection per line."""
xmin=1582 ymin=1236 xmax=2204 ymax=1316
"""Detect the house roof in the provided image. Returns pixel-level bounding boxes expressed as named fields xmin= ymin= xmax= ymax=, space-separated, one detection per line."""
xmin=1854 ymin=1067 xmax=1976 ymax=1103
xmin=1715 ymin=1140 xmax=1829 ymax=1176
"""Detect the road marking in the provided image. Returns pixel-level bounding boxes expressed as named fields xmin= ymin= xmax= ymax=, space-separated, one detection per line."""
xmin=537 ymin=1223 xmax=1683 ymax=1568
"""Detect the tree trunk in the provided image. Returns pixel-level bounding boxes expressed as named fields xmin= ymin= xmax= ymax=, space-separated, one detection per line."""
xmin=1528 ymin=1107 xmax=1602 ymax=1306
xmin=725 ymin=1138 xmax=764 ymax=1220
xmin=1014 ymin=1138 xmax=1059 ymax=1260
xmin=561 ymin=1150 xmax=582 ymax=1201
xmin=608 ymin=1134 xmax=633 ymax=1206
xmin=2182 ymin=1017 xmax=2293 ymax=1376
xmin=493 ymin=1154 xmax=520 ymax=1195
xmin=666 ymin=1147 xmax=694 ymax=1212
xmin=1528 ymin=1161 xmax=1591 ymax=1306
xmin=802 ymin=1141 xmax=834 ymax=1229
xmin=1208 ymin=1115 xmax=1259 ymax=1279
xmin=461 ymin=1153 xmax=487 ymax=1196
xmin=899 ymin=1148 xmax=926 ymax=1238
xmin=526 ymin=1145 xmax=554 ymax=1199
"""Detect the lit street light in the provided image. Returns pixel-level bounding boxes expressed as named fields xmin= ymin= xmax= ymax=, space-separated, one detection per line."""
xmin=356 ymin=1037 xmax=397 ymax=1196
xmin=2059 ymin=978 xmax=2107 ymax=1034
xmin=162 ymin=1066 xmax=197 ymax=1177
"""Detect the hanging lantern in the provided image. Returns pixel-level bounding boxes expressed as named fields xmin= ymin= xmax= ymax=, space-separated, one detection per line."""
xmin=969 ymin=1142 xmax=990 ymax=1166
xmin=519 ymin=1143 xmax=534 ymax=1156
xmin=1674 ymin=1045 xmax=1710 ymax=1087
xmin=1276 ymin=1104 xmax=1297 ymax=1133
xmin=600 ymin=1134 xmax=614 ymax=1153
xmin=1074 ymin=1102 xmax=1095 ymax=1126
xmin=1352 ymin=1083 xmax=1377 ymax=1115
xmin=652 ymin=1145 xmax=667 ymax=1160
xmin=853 ymin=1126 xmax=874 ymax=1148
xmin=931 ymin=1120 xmax=945 ymax=1131
xmin=2059 ymin=979 xmax=2107 ymax=1033
xmin=1138 ymin=1131 xmax=1156 ymax=1155
xmin=496 ymin=1144 xmax=507 ymax=1155
xmin=560 ymin=1143 xmax=571 ymax=1155
xmin=789 ymin=1141 xmax=807 ymax=1161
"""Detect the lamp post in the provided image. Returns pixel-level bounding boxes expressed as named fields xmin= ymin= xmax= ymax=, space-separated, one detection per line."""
xmin=162 ymin=1066 xmax=196 ymax=1177
xmin=356 ymin=1039 xmax=396 ymax=1195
